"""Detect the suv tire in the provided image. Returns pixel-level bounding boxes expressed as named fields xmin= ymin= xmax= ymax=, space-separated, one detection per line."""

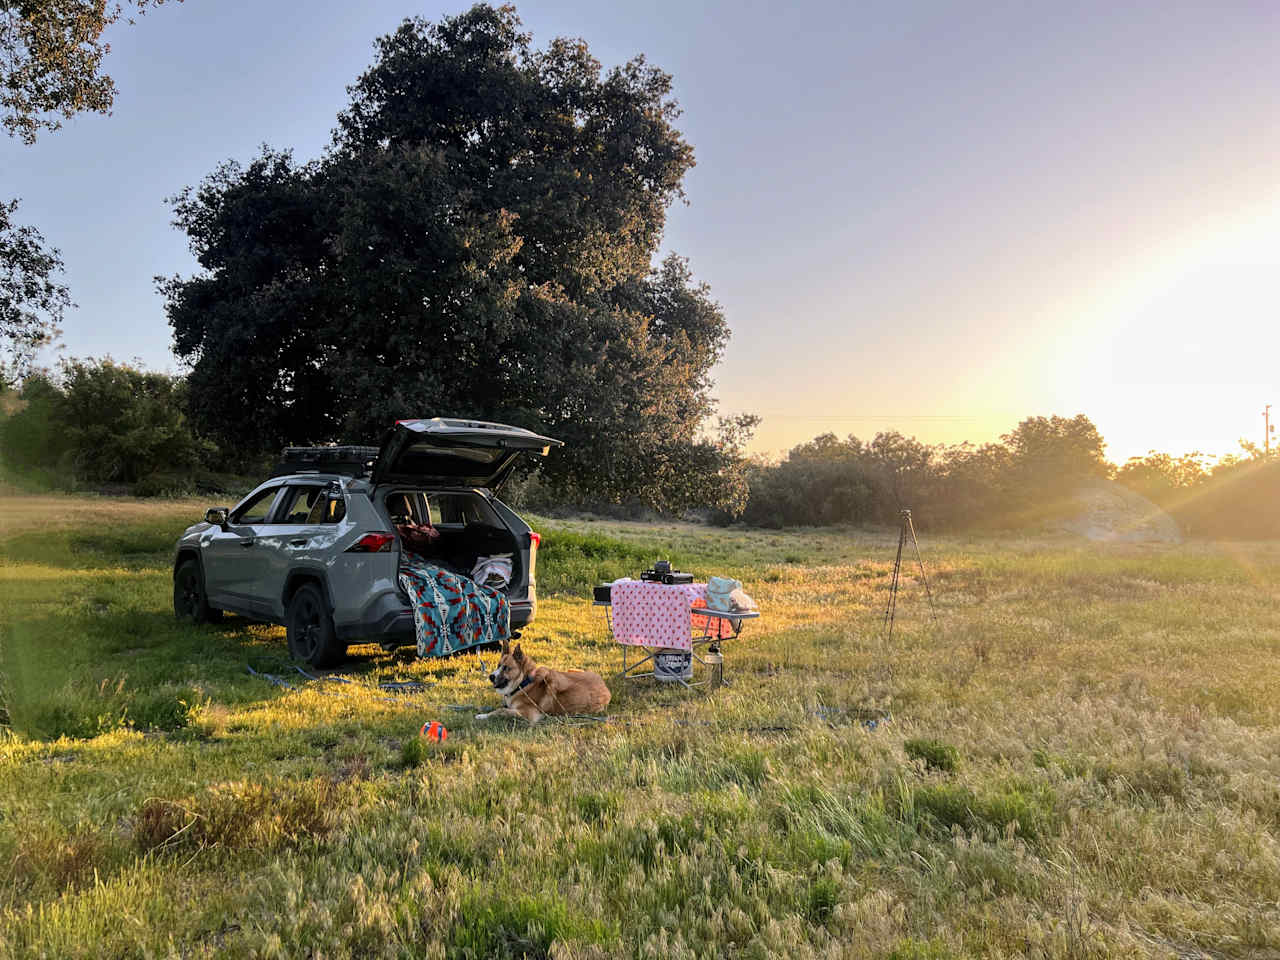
xmin=286 ymin=583 xmax=345 ymax=667
xmin=174 ymin=559 xmax=223 ymax=624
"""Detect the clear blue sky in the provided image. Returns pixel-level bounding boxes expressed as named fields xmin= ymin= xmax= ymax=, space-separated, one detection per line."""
xmin=3 ymin=0 xmax=1277 ymax=462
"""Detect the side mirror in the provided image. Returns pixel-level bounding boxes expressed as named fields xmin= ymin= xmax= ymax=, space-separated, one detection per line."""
xmin=205 ymin=507 xmax=230 ymax=528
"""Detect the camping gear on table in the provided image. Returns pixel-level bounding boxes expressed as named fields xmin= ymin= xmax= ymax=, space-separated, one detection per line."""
xmin=705 ymin=575 xmax=739 ymax=610
xmin=704 ymin=575 xmax=757 ymax=614
xmin=596 ymin=577 xmax=760 ymax=689
xmin=640 ymin=559 xmax=694 ymax=585
xmin=398 ymin=551 xmax=510 ymax=658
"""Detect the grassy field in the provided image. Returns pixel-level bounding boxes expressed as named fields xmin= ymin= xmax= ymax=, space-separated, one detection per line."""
xmin=3 ymin=494 xmax=1280 ymax=958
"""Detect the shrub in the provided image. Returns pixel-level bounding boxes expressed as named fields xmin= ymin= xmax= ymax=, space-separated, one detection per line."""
xmin=57 ymin=358 xmax=213 ymax=484
xmin=400 ymin=736 xmax=428 ymax=768
xmin=133 ymin=472 xmax=194 ymax=498
xmin=0 ymin=359 xmax=215 ymax=488
xmin=0 ymin=374 xmax=70 ymax=477
xmin=905 ymin=738 xmax=960 ymax=772
xmin=806 ymin=874 xmax=841 ymax=924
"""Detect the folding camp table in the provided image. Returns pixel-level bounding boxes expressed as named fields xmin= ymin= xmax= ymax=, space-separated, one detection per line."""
xmin=595 ymin=580 xmax=760 ymax=689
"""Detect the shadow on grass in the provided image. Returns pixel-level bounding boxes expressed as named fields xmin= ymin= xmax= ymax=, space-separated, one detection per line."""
xmin=3 ymin=602 xmax=304 ymax=740
xmin=0 ymin=523 xmax=184 ymax=570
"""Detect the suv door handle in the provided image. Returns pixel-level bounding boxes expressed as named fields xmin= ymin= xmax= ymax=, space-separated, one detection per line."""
xmin=289 ymin=538 xmax=309 ymax=547
xmin=240 ymin=538 xmax=256 ymax=548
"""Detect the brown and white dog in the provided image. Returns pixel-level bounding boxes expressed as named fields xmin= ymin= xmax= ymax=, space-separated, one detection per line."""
xmin=477 ymin=640 xmax=611 ymax=723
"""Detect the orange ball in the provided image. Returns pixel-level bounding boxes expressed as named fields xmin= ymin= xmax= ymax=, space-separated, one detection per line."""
xmin=420 ymin=721 xmax=447 ymax=742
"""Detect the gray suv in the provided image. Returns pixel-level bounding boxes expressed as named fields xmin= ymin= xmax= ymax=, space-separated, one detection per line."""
xmin=172 ymin=418 xmax=561 ymax=666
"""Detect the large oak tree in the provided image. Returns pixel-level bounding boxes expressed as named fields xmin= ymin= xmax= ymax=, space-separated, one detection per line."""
xmin=162 ymin=4 xmax=750 ymax=511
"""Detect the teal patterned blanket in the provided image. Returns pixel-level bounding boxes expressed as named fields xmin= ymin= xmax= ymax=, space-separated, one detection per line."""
xmin=397 ymin=553 xmax=510 ymax=658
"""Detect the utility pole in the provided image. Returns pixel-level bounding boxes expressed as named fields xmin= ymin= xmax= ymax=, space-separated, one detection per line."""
xmin=1266 ymin=404 xmax=1273 ymax=457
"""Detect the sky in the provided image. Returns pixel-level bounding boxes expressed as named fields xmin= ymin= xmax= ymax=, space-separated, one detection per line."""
xmin=3 ymin=0 xmax=1278 ymax=464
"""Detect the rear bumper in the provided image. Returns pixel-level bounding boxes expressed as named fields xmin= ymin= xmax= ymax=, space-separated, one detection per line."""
xmin=336 ymin=598 xmax=535 ymax=646
xmin=335 ymin=607 xmax=416 ymax=644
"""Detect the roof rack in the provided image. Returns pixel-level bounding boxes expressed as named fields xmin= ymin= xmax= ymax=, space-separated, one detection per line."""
xmin=271 ymin=445 xmax=379 ymax=478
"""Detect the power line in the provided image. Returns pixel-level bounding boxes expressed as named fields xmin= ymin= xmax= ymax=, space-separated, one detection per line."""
xmin=741 ymin=414 xmax=981 ymax=421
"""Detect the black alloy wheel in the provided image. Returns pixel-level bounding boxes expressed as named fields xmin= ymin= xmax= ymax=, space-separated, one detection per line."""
xmin=173 ymin=559 xmax=221 ymax=623
xmin=286 ymin=583 xmax=344 ymax=667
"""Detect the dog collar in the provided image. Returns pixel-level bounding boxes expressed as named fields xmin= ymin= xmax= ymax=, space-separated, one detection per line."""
xmin=516 ymin=675 xmax=535 ymax=691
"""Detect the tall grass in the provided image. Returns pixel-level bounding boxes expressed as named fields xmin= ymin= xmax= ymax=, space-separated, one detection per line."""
xmin=2 ymin=497 xmax=1280 ymax=956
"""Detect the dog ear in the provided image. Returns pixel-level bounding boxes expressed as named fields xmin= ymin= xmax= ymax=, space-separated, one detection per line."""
xmin=501 ymin=638 xmax=510 ymax=654
xmin=513 ymin=643 xmax=524 ymax=663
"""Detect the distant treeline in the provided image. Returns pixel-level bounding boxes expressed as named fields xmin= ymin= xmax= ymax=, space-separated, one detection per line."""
xmin=2 ymin=360 xmax=1276 ymax=538
xmin=0 ymin=360 xmax=240 ymax=497
xmin=710 ymin=417 xmax=1280 ymax=538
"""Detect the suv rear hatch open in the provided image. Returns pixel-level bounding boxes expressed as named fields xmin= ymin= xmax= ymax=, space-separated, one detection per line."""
xmin=371 ymin=418 xmax=563 ymax=489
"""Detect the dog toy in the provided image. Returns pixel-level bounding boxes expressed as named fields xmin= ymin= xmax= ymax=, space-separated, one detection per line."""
xmin=420 ymin=720 xmax=448 ymax=742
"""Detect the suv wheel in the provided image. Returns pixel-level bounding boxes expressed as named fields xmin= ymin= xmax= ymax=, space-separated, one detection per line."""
xmin=286 ymin=583 xmax=345 ymax=667
xmin=174 ymin=559 xmax=222 ymax=624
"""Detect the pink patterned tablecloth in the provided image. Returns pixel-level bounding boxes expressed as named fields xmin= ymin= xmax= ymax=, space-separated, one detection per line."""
xmin=610 ymin=579 xmax=707 ymax=651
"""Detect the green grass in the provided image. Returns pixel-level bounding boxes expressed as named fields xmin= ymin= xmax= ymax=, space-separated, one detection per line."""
xmin=904 ymin=737 xmax=961 ymax=772
xmin=3 ymin=497 xmax=1280 ymax=957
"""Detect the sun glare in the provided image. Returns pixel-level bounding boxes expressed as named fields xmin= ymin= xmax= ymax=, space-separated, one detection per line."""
xmin=1079 ymin=195 xmax=1280 ymax=462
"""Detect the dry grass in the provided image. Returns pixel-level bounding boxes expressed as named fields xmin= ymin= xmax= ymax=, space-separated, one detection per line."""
xmin=2 ymin=494 xmax=1280 ymax=957
xmin=0 ymin=493 xmax=213 ymax=539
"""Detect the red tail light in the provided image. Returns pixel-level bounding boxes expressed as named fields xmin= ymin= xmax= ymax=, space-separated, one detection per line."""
xmin=528 ymin=531 xmax=541 ymax=550
xmin=348 ymin=532 xmax=396 ymax=553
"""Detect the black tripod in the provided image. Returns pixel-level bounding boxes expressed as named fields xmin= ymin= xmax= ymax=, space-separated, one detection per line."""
xmin=882 ymin=509 xmax=938 ymax=641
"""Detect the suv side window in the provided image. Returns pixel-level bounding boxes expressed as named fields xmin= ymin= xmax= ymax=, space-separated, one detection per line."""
xmin=276 ymin=485 xmax=326 ymax=524
xmin=231 ymin=487 xmax=281 ymax=524
xmin=306 ymin=493 xmax=346 ymax=524
xmin=431 ymin=493 xmax=500 ymax=526
xmin=386 ymin=491 xmax=428 ymax=525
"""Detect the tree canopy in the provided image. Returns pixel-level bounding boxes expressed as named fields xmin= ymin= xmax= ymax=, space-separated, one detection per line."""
xmin=1 ymin=0 xmax=176 ymax=143
xmin=162 ymin=4 xmax=749 ymax=511
xmin=2 ymin=0 xmax=179 ymax=382
xmin=0 ymin=198 xmax=69 ymax=386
